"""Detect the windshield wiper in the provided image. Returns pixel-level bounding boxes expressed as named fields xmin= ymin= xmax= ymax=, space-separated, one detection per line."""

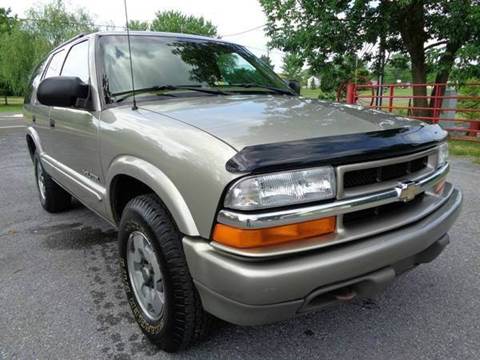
xmin=113 ymin=85 xmax=228 ymax=103
xmin=225 ymin=83 xmax=295 ymax=96
xmin=169 ymin=85 xmax=229 ymax=95
xmin=113 ymin=86 xmax=176 ymax=103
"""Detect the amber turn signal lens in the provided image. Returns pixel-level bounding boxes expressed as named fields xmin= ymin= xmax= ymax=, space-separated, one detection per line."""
xmin=212 ymin=217 xmax=336 ymax=249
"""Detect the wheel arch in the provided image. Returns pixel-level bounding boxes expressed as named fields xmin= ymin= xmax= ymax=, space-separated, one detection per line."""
xmin=25 ymin=126 xmax=43 ymax=161
xmin=106 ymin=155 xmax=200 ymax=236
xmin=26 ymin=134 xmax=36 ymax=161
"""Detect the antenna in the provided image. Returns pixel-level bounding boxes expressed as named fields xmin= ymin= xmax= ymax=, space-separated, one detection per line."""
xmin=123 ymin=0 xmax=137 ymax=110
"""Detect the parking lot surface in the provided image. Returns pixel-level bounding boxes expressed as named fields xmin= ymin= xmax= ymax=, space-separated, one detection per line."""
xmin=1 ymin=116 xmax=479 ymax=359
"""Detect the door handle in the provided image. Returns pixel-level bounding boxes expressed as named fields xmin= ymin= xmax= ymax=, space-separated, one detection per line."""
xmin=49 ymin=118 xmax=55 ymax=128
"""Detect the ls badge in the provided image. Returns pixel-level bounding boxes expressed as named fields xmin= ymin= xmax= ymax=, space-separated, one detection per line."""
xmin=82 ymin=169 xmax=101 ymax=182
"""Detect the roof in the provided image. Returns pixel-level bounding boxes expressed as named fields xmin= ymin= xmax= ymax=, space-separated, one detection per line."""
xmin=92 ymin=30 xmax=223 ymax=42
xmin=47 ymin=30 xmax=235 ymax=57
xmin=46 ymin=30 xmax=241 ymax=62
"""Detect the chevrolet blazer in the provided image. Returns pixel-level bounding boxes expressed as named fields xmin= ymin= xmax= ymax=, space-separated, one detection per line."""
xmin=23 ymin=31 xmax=462 ymax=352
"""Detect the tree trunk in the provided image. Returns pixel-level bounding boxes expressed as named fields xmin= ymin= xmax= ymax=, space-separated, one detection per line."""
xmin=429 ymin=41 xmax=461 ymax=108
xmin=396 ymin=0 xmax=430 ymax=117
xmin=409 ymin=54 xmax=429 ymax=117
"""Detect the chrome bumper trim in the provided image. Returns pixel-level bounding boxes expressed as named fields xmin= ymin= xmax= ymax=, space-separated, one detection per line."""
xmin=217 ymin=163 xmax=449 ymax=230
xmin=185 ymin=187 xmax=461 ymax=309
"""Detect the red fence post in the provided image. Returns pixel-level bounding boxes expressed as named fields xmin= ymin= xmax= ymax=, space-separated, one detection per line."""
xmin=348 ymin=80 xmax=479 ymax=141
xmin=468 ymin=121 xmax=480 ymax=137
xmin=388 ymin=85 xmax=394 ymax=112
xmin=432 ymin=84 xmax=439 ymax=123
xmin=346 ymin=83 xmax=356 ymax=104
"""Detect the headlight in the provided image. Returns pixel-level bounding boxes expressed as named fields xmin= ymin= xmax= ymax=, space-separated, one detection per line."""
xmin=224 ymin=167 xmax=336 ymax=210
xmin=438 ymin=142 xmax=448 ymax=167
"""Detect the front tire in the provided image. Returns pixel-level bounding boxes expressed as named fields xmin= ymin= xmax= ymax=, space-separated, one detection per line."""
xmin=118 ymin=194 xmax=210 ymax=352
xmin=33 ymin=152 xmax=71 ymax=213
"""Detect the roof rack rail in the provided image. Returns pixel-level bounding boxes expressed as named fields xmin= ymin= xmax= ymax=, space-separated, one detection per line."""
xmin=50 ymin=33 xmax=88 ymax=53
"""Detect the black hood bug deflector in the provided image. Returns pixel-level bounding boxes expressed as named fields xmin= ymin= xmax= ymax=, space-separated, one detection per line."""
xmin=226 ymin=124 xmax=447 ymax=174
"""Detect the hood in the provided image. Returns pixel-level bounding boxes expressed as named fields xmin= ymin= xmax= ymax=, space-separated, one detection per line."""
xmin=140 ymin=95 xmax=422 ymax=150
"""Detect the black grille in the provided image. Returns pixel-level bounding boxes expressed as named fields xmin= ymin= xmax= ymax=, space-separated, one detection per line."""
xmin=343 ymin=156 xmax=428 ymax=189
xmin=343 ymin=193 xmax=425 ymax=226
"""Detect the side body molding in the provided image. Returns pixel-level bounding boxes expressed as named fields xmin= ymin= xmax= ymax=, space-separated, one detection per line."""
xmin=106 ymin=155 xmax=200 ymax=236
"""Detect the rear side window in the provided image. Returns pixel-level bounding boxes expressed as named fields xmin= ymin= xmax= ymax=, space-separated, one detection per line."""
xmin=44 ymin=50 xmax=65 ymax=79
xmin=61 ymin=41 xmax=89 ymax=83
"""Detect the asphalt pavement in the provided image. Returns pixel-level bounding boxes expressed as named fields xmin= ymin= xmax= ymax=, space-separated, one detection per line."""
xmin=1 ymin=114 xmax=479 ymax=359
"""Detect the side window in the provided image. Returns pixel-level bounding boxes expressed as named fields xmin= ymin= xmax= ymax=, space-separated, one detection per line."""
xmin=61 ymin=41 xmax=89 ymax=83
xmin=44 ymin=50 xmax=65 ymax=79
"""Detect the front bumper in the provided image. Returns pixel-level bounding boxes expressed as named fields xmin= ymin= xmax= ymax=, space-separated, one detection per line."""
xmin=183 ymin=186 xmax=462 ymax=326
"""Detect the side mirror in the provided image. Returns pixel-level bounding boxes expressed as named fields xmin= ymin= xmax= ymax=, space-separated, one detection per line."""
xmin=287 ymin=80 xmax=301 ymax=95
xmin=37 ymin=76 xmax=90 ymax=108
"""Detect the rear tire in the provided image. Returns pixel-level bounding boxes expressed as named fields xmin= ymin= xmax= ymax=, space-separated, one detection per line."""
xmin=34 ymin=152 xmax=71 ymax=213
xmin=118 ymin=194 xmax=210 ymax=352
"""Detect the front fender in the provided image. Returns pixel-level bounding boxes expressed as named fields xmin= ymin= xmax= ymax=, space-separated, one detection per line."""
xmin=106 ymin=155 xmax=199 ymax=236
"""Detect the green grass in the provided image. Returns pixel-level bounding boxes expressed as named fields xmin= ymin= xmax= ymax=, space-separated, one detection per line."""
xmin=357 ymin=87 xmax=413 ymax=110
xmin=300 ymin=88 xmax=324 ymax=99
xmin=0 ymin=97 xmax=23 ymax=113
xmin=0 ymin=96 xmax=24 ymax=112
xmin=300 ymin=86 xmax=415 ymax=107
xmin=449 ymin=139 xmax=480 ymax=164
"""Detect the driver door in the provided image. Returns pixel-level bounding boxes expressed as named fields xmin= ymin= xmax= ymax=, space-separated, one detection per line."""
xmin=47 ymin=39 xmax=105 ymax=213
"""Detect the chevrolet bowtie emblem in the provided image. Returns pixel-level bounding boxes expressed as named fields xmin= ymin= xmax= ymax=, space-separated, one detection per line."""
xmin=396 ymin=181 xmax=421 ymax=202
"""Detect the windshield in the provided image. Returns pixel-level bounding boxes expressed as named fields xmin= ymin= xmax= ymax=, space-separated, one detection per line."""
xmin=98 ymin=35 xmax=292 ymax=103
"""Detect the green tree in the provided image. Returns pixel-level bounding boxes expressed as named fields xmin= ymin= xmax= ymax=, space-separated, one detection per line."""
xmin=259 ymin=54 xmax=274 ymax=69
xmin=0 ymin=7 xmax=16 ymax=34
xmin=318 ymin=54 xmax=370 ymax=100
xmin=128 ymin=20 xmax=149 ymax=31
xmin=300 ymin=68 xmax=313 ymax=87
xmin=24 ymin=0 xmax=96 ymax=47
xmin=0 ymin=24 xmax=50 ymax=95
xmin=442 ymin=43 xmax=480 ymax=83
xmin=281 ymin=53 xmax=303 ymax=79
xmin=0 ymin=1 xmax=96 ymax=96
xmin=260 ymin=0 xmax=480 ymax=115
xmin=384 ymin=54 xmax=411 ymax=84
xmin=458 ymin=79 xmax=480 ymax=120
xmin=150 ymin=10 xmax=217 ymax=37
xmin=0 ymin=7 xmax=17 ymax=102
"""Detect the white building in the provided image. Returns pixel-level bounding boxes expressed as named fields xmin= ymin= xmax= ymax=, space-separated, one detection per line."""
xmin=307 ymin=76 xmax=321 ymax=89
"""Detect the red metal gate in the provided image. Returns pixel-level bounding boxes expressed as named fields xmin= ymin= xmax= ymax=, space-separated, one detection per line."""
xmin=345 ymin=82 xmax=480 ymax=141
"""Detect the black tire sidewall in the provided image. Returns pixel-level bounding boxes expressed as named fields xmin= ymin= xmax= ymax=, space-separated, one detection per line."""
xmin=33 ymin=152 xmax=47 ymax=207
xmin=118 ymin=203 xmax=174 ymax=340
xmin=33 ymin=151 xmax=71 ymax=212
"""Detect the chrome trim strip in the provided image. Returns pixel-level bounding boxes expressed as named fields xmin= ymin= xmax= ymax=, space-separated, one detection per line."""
xmin=217 ymin=163 xmax=449 ymax=230
xmin=210 ymin=184 xmax=458 ymax=259
xmin=336 ymin=146 xmax=439 ymax=199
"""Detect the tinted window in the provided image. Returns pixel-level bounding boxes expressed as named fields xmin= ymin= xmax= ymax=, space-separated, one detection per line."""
xmin=44 ymin=50 xmax=65 ymax=79
xmin=61 ymin=41 xmax=89 ymax=83
xmin=99 ymin=35 xmax=290 ymax=102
